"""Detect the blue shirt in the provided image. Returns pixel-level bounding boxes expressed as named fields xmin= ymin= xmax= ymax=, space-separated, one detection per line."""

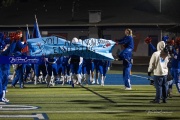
xmin=117 ymin=36 xmax=134 ymax=49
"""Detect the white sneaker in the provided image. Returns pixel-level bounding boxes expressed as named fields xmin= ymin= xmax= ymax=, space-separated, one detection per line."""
xmin=125 ymin=87 xmax=132 ymax=90
xmin=92 ymin=81 xmax=95 ymax=84
xmin=52 ymin=82 xmax=55 ymax=86
xmin=96 ymin=80 xmax=99 ymax=85
xmin=101 ymin=80 xmax=104 ymax=86
xmin=2 ymin=98 xmax=9 ymax=102
xmin=90 ymin=78 xmax=94 ymax=83
xmin=34 ymin=80 xmax=37 ymax=85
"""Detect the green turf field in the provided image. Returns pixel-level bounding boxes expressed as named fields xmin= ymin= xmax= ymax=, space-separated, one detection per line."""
xmin=1 ymin=84 xmax=180 ymax=120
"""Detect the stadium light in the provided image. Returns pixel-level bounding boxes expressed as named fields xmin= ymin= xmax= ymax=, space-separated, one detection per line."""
xmin=159 ymin=0 xmax=161 ymax=13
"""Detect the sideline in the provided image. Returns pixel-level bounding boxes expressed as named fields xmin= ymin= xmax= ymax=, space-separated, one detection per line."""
xmin=131 ymin=74 xmax=149 ymax=79
xmin=0 ymin=105 xmax=38 ymax=111
xmin=0 ymin=114 xmax=46 ymax=120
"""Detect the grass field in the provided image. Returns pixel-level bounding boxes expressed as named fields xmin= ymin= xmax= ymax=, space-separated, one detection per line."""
xmin=1 ymin=84 xmax=180 ymax=120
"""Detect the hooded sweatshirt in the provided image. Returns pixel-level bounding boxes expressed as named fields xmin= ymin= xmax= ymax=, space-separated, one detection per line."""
xmin=148 ymin=41 xmax=169 ymax=76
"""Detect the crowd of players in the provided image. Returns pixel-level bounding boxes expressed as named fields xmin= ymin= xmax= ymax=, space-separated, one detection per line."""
xmin=1 ymin=27 xmax=180 ymax=105
xmin=11 ymin=52 xmax=111 ymax=88
xmin=0 ymin=31 xmax=112 ymax=103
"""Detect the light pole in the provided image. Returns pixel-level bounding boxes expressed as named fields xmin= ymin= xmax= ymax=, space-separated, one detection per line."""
xmin=159 ymin=0 xmax=161 ymax=13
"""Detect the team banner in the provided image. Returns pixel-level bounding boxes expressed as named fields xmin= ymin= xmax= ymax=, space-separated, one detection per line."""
xmin=0 ymin=56 xmax=42 ymax=64
xmin=0 ymin=36 xmax=115 ymax=64
xmin=27 ymin=36 xmax=115 ymax=60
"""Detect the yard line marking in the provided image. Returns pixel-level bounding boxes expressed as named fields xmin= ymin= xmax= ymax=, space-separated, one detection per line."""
xmin=0 ymin=114 xmax=45 ymax=119
xmin=0 ymin=105 xmax=38 ymax=111
xmin=132 ymin=74 xmax=148 ymax=79
xmin=41 ymin=110 xmax=128 ymax=113
xmin=0 ymin=102 xmax=6 ymax=104
xmin=0 ymin=102 xmax=6 ymax=109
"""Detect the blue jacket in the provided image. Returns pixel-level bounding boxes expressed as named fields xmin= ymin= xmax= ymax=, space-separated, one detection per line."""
xmin=117 ymin=36 xmax=134 ymax=49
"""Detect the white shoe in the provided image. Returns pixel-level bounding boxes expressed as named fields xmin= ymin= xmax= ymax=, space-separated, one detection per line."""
xmin=125 ymin=87 xmax=132 ymax=90
xmin=52 ymin=82 xmax=55 ymax=86
xmin=34 ymin=80 xmax=37 ymax=85
xmin=2 ymin=98 xmax=9 ymax=102
xmin=92 ymin=81 xmax=95 ymax=84
xmin=96 ymin=80 xmax=99 ymax=85
xmin=75 ymin=81 xmax=79 ymax=85
xmin=101 ymin=80 xmax=104 ymax=86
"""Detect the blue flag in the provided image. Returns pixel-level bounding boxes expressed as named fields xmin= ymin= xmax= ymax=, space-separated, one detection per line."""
xmin=32 ymin=17 xmax=41 ymax=38
xmin=26 ymin=25 xmax=30 ymax=40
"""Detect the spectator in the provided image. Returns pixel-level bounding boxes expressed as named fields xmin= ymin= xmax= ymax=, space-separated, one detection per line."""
xmin=148 ymin=41 xmax=169 ymax=103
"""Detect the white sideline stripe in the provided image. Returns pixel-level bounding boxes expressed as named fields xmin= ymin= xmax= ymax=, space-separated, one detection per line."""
xmin=0 ymin=102 xmax=6 ymax=105
xmin=101 ymin=85 xmax=150 ymax=86
xmin=0 ymin=105 xmax=38 ymax=111
xmin=42 ymin=110 xmax=127 ymax=113
xmin=0 ymin=114 xmax=44 ymax=119
xmin=132 ymin=74 xmax=148 ymax=79
xmin=0 ymin=102 xmax=6 ymax=109
xmin=0 ymin=110 xmax=128 ymax=113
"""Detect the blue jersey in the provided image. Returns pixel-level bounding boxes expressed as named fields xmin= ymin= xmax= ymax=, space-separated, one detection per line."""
xmin=99 ymin=60 xmax=110 ymax=67
xmin=117 ymin=36 xmax=134 ymax=49
xmin=0 ymin=38 xmax=5 ymax=51
xmin=57 ymin=56 xmax=69 ymax=65
xmin=174 ymin=46 xmax=180 ymax=69
xmin=39 ymin=56 xmax=46 ymax=65
xmin=47 ymin=57 xmax=57 ymax=63
xmin=0 ymin=64 xmax=10 ymax=71
xmin=62 ymin=56 xmax=70 ymax=65
xmin=13 ymin=41 xmax=27 ymax=53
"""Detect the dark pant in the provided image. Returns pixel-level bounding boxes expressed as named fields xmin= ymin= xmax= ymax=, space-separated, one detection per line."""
xmin=154 ymin=75 xmax=168 ymax=102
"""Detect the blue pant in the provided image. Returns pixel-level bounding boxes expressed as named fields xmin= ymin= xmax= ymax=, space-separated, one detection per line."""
xmin=2 ymin=69 xmax=9 ymax=91
xmin=123 ymin=64 xmax=132 ymax=88
xmin=171 ymin=68 xmax=180 ymax=93
xmin=0 ymin=72 xmax=2 ymax=100
xmin=167 ymin=80 xmax=173 ymax=89
xmin=70 ymin=63 xmax=82 ymax=74
xmin=153 ymin=75 xmax=168 ymax=102
xmin=99 ymin=65 xmax=108 ymax=76
xmin=86 ymin=62 xmax=94 ymax=75
xmin=34 ymin=64 xmax=47 ymax=77
xmin=57 ymin=64 xmax=66 ymax=75
xmin=118 ymin=48 xmax=133 ymax=61
xmin=12 ymin=65 xmax=24 ymax=88
xmin=66 ymin=65 xmax=71 ymax=76
xmin=47 ymin=64 xmax=57 ymax=76
xmin=81 ymin=65 xmax=87 ymax=74
xmin=0 ymin=64 xmax=10 ymax=91
xmin=24 ymin=64 xmax=31 ymax=81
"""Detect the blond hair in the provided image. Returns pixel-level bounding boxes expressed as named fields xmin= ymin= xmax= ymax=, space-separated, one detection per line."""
xmin=125 ymin=28 xmax=133 ymax=36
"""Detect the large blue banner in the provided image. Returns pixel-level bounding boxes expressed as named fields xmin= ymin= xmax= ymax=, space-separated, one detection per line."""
xmin=0 ymin=36 xmax=115 ymax=64
xmin=28 ymin=36 xmax=115 ymax=60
